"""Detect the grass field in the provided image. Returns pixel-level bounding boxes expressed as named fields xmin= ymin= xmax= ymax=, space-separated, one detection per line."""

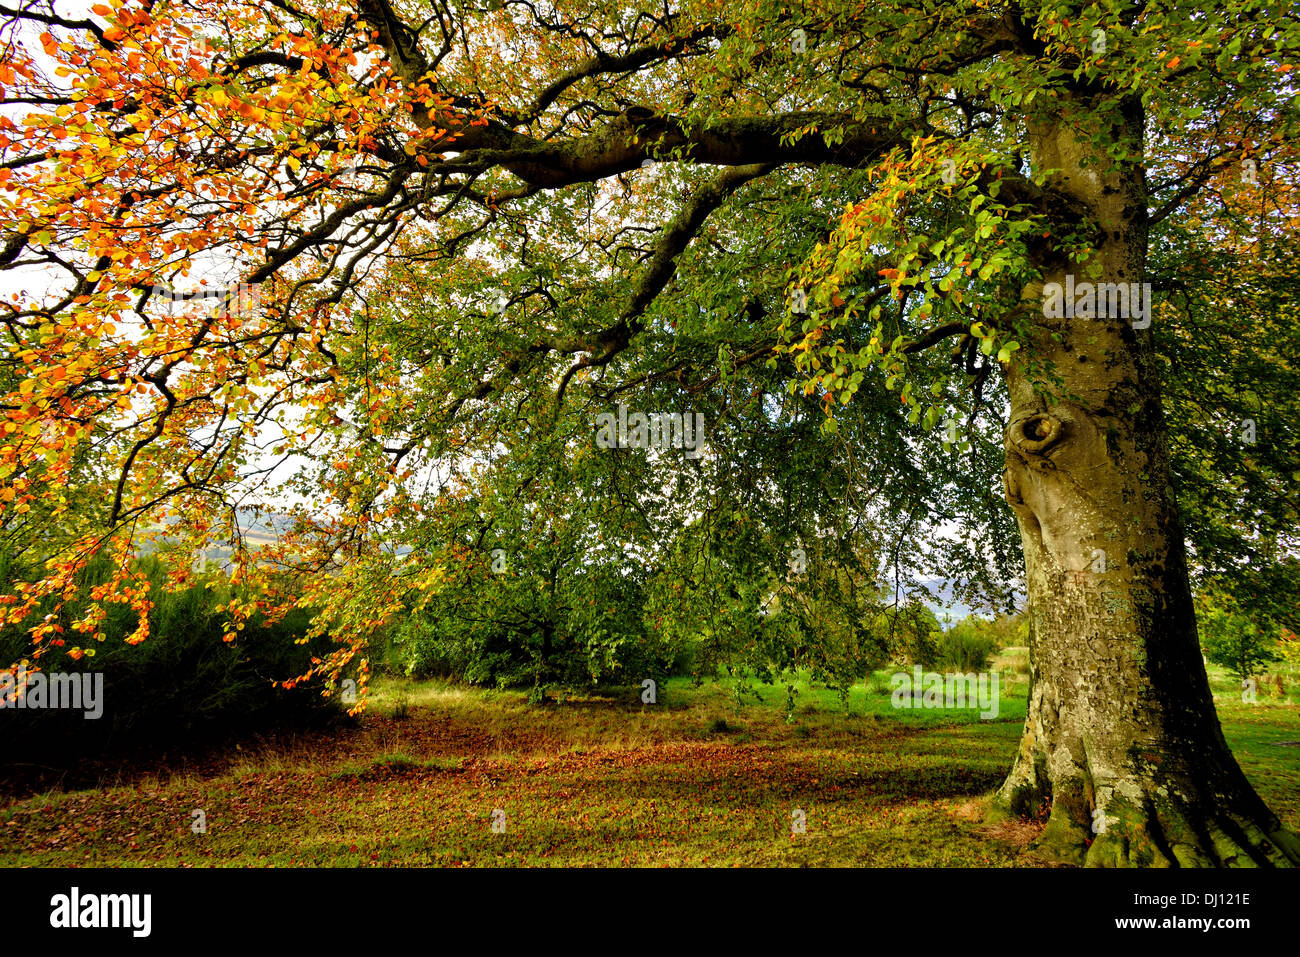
xmin=3 ymin=661 xmax=1297 ymax=866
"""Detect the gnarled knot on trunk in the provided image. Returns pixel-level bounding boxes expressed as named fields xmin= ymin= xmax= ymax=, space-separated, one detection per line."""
xmin=1012 ymin=413 xmax=1064 ymax=455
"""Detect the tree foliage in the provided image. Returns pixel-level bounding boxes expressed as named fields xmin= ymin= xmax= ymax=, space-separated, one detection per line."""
xmin=1196 ymin=588 xmax=1282 ymax=682
xmin=0 ymin=0 xmax=1296 ymax=715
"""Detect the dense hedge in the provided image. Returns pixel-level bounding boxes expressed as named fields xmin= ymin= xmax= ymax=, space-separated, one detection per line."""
xmin=1 ymin=552 xmax=350 ymax=791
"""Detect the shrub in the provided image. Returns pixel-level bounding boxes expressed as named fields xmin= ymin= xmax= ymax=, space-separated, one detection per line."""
xmin=925 ymin=618 xmax=998 ymax=672
xmin=0 ymin=552 xmax=349 ymax=792
xmin=867 ymin=671 xmax=894 ymax=695
xmin=390 ymin=564 xmax=677 ymax=696
xmin=390 ymin=695 xmax=412 ymax=721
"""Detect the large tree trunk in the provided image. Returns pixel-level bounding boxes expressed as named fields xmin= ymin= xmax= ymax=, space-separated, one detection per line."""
xmin=987 ymin=96 xmax=1299 ymax=866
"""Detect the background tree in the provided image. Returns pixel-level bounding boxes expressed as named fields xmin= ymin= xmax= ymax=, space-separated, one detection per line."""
xmin=1197 ymin=589 xmax=1282 ymax=684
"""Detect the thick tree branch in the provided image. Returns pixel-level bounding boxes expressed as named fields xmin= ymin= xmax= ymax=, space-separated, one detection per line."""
xmin=550 ymin=162 xmax=775 ymax=407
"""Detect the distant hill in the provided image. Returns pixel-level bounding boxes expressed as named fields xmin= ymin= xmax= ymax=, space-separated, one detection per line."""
xmin=916 ymin=577 xmax=1024 ymax=628
xmin=143 ymin=510 xmax=297 ymax=568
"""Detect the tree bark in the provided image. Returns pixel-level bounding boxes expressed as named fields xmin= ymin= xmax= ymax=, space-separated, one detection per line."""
xmin=988 ymin=96 xmax=1300 ymax=866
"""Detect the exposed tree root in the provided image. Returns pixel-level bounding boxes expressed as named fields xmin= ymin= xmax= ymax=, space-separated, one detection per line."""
xmin=989 ymin=778 xmax=1300 ymax=867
